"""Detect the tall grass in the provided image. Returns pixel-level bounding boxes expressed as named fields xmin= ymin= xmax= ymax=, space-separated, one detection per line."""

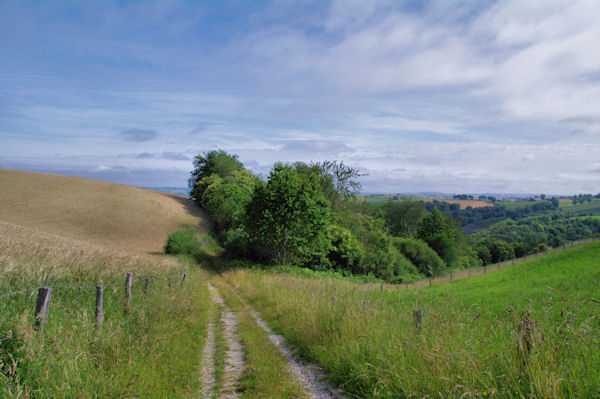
xmin=0 ymin=222 xmax=211 ymax=397
xmin=218 ymin=242 xmax=600 ymax=398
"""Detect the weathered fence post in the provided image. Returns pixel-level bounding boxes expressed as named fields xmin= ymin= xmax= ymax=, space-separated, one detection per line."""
xmin=484 ymin=265 xmax=487 ymax=274
xmin=96 ymin=286 xmax=104 ymax=326
xmin=181 ymin=272 xmax=186 ymax=287
xmin=34 ymin=287 xmax=52 ymax=328
xmin=168 ymin=277 xmax=172 ymax=290
xmin=125 ymin=273 xmax=132 ymax=311
xmin=413 ymin=309 xmax=423 ymax=333
xmin=144 ymin=276 xmax=149 ymax=296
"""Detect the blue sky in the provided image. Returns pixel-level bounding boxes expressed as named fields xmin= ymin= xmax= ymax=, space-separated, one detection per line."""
xmin=1 ymin=0 xmax=599 ymax=194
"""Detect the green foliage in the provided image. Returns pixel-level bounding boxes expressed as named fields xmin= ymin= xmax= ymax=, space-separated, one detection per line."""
xmin=164 ymin=227 xmax=223 ymax=264
xmin=189 ymin=150 xmax=244 ymax=200
xmin=392 ymin=237 xmax=445 ymax=276
xmin=244 ymin=163 xmax=332 ymax=267
xmin=381 ymin=200 xmax=426 ymax=237
xmin=327 ymin=224 xmax=365 ymax=272
xmin=471 ymin=214 xmax=600 ymax=257
xmin=200 ymin=169 xmax=257 ymax=232
xmin=473 ymin=238 xmax=515 ymax=265
xmin=164 ymin=226 xmax=201 ymax=256
xmin=417 ymin=207 xmax=462 ymax=267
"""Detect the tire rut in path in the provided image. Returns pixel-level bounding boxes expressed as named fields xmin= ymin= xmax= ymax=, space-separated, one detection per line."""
xmin=199 ymin=319 xmax=216 ymax=398
xmin=249 ymin=310 xmax=344 ymax=399
xmin=207 ymin=283 xmax=245 ymax=399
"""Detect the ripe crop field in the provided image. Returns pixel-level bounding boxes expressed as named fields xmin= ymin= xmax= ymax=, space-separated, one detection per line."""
xmin=217 ymin=242 xmax=600 ymax=398
xmin=0 ymin=169 xmax=208 ymax=253
xmin=424 ymin=199 xmax=494 ymax=209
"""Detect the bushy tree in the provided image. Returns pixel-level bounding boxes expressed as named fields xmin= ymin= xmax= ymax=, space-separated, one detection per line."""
xmin=392 ymin=237 xmax=445 ymax=276
xmin=189 ymin=150 xmax=244 ymax=202
xmin=245 ymin=163 xmax=331 ymax=266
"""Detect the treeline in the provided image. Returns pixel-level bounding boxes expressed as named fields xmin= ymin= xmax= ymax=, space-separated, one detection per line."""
xmin=425 ymin=199 xmax=559 ymax=228
xmin=188 ymin=151 xmax=479 ymax=282
xmin=469 ymin=214 xmax=600 ymax=263
xmin=188 ymin=151 xmax=600 ymax=278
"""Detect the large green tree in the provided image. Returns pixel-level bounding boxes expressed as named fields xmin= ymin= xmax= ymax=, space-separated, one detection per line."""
xmin=245 ymin=163 xmax=332 ymax=266
xmin=189 ymin=150 xmax=244 ymax=203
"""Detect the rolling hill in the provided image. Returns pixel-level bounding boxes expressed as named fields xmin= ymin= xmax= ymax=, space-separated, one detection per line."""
xmin=0 ymin=168 xmax=207 ymax=254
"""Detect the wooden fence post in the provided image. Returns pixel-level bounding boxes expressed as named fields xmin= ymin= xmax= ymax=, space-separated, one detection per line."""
xmin=181 ymin=273 xmax=186 ymax=287
xmin=96 ymin=286 xmax=104 ymax=326
xmin=484 ymin=265 xmax=487 ymax=274
xmin=34 ymin=287 xmax=52 ymax=327
xmin=413 ymin=309 xmax=423 ymax=333
xmin=144 ymin=277 xmax=149 ymax=296
xmin=125 ymin=273 xmax=132 ymax=311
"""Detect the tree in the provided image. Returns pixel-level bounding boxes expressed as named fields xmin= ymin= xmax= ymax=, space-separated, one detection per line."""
xmin=381 ymin=201 xmax=426 ymax=237
xmin=417 ymin=207 xmax=462 ymax=267
xmin=189 ymin=150 xmax=244 ymax=202
xmin=200 ymin=169 xmax=257 ymax=232
xmin=244 ymin=163 xmax=331 ymax=266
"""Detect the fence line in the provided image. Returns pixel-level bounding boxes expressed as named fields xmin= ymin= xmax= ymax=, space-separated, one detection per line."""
xmin=404 ymin=237 xmax=599 ymax=289
xmin=0 ymin=269 xmax=188 ymax=343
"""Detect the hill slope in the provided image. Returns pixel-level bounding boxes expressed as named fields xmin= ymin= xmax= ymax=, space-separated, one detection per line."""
xmin=0 ymin=168 xmax=207 ymax=253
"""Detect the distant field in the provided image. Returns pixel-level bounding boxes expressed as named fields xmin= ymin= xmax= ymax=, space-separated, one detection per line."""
xmin=424 ymin=198 xmax=494 ymax=209
xmin=560 ymin=198 xmax=600 ymax=214
xmin=0 ymin=169 xmax=208 ymax=253
xmin=362 ymin=195 xmax=494 ymax=209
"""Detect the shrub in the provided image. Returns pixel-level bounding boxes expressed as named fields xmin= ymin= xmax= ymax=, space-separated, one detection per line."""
xmin=392 ymin=237 xmax=445 ymax=276
xmin=164 ymin=227 xmax=200 ymax=256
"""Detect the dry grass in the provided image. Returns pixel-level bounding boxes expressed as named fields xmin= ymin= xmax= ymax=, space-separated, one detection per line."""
xmin=424 ymin=199 xmax=494 ymax=209
xmin=0 ymin=221 xmax=180 ymax=285
xmin=0 ymin=168 xmax=208 ymax=254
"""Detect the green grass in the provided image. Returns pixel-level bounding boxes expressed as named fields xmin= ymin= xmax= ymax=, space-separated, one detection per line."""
xmin=0 ymin=266 xmax=210 ymax=397
xmin=211 ymin=275 xmax=308 ymax=399
xmin=218 ymin=242 xmax=600 ymax=398
xmin=0 ymin=222 xmax=212 ymax=397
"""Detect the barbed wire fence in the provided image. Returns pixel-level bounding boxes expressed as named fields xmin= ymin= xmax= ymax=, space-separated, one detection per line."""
xmin=0 ymin=269 xmax=188 ymax=343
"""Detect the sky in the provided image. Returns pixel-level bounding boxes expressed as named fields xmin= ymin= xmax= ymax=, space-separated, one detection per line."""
xmin=1 ymin=0 xmax=599 ymax=195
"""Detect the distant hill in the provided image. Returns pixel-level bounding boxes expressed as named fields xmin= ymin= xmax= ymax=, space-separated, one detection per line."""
xmin=144 ymin=186 xmax=190 ymax=197
xmin=0 ymin=169 xmax=208 ymax=254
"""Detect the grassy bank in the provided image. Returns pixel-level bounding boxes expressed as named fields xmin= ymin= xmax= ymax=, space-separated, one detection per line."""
xmin=0 ymin=222 xmax=211 ymax=397
xmin=218 ymin=242 xmax=600 ymax=398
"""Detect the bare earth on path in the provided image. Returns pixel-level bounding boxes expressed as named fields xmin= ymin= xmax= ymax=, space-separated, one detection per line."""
xmin=199 ymin=318 xmax=216 ymax=399
xmin=249 ymin=310 xmax=344 ymax=399
xmin=207 ymin=283 xmax=245 ymax=399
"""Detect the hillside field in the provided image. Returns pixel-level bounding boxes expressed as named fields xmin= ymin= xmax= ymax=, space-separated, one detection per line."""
xmin=0 ymin=169 xmax=208 ymax=253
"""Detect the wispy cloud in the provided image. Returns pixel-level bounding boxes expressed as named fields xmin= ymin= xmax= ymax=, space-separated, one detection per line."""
xmin=1 ymin=0 xmax=598 ymax=194
xmin=119 ymin=129 xmax=159 ymax=142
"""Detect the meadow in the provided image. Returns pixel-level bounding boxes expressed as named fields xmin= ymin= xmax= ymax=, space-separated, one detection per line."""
xmin=216 ymin=242 xmax=600 ymax=398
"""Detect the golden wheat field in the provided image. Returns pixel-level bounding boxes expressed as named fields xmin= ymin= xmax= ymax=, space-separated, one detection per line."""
xmin=0 ymin=169 xmax=207 ymax=254
xmin=424 ymin=198 xmax=494 ymax=209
